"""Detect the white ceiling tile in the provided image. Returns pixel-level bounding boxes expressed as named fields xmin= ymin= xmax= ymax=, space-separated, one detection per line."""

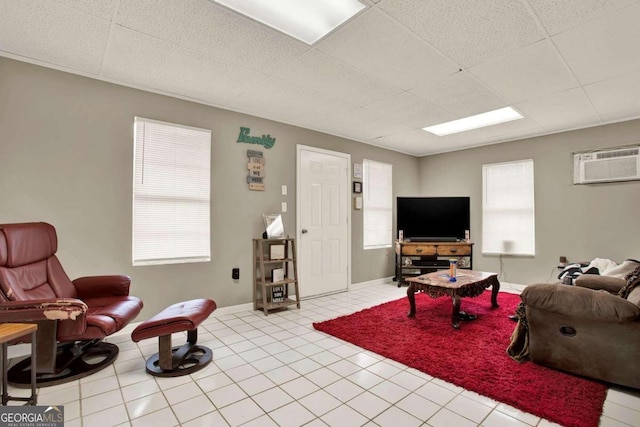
xmin=379 ymin=0 xmax=545 ymax=67
xmin=515 ymin=87 xmax=601 ymax=131
xmin=320 ymin=120 xmax=407 ymax=142
xmin=116 ymin=0 xmax=308 ymax=74
xmin=317 ymin=8 xmax=458 ymax=91
xmin=479 ymin=117 xmax=545 ymax=140
xmin=410 ymin=72 xmax=507 ymax=117
xmin=0 ymin=0 xmax=110 ymax=74
xmin=52 ymin=0 xmax=117 ymax=20
xmin=469 ymin=40 xmax=579 ymax=103
xmin=102 ymin=26 xmax=267 ymax=105
xmin=362 ymin=92 xmax=451 ymax=128
xmin=372 ymin=127 xmax=498 ymax=156
xmin=320 ymin=106 xmax=415 ymax=141
xmin=368 ymin=128 xmax=439 ymax=156
xmin=584 ymin=71 xmax=640 ymax=122
xmin=527 ymin=0 xmax=639 ymax=36
xmin=272 ymin=51 xmax=402 ymax=106
xmin=231 ymin=77 xmax=358 ymax=126
xmin=553 ymin=2 xmax=640 ymax=84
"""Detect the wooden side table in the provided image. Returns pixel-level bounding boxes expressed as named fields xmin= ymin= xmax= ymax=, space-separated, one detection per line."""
xmin=0 ymin=323 xmax=37 ymax=405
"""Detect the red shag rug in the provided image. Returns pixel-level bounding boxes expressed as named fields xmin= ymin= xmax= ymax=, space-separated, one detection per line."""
xmin=313 ymin=291 xmax=607 ymax=427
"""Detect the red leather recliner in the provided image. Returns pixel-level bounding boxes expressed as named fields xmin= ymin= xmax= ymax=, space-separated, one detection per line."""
xmin=0 ymin=222 xmax=143 ymax=387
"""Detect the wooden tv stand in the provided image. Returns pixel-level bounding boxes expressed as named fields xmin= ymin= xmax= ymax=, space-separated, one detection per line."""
xmin=395 ymin=241 xmax=473 ymax=287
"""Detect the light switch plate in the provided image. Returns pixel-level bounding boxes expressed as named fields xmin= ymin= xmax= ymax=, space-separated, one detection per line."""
xmin=354 ymin=196 xmax=362 ymax=210
xmin=281 ymin=185 xmax=287 ymax=196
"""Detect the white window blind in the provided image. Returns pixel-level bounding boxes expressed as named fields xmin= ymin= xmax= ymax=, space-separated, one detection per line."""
xmin=363 ymin=159 xmax=393 ymax=250
xmin=133 ymin=117 xmax=211 ymax=265
xmin=482 ymin=159 xmax=535 ymax=256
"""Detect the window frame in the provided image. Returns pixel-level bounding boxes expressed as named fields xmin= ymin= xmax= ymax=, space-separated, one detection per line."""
xmin=482 ymin=159 xmax=535 ymax=256
xmin=362 ymin=159 xmax=393 ymax=250
xmin=132 ymin=117 xmax=212 ymax=266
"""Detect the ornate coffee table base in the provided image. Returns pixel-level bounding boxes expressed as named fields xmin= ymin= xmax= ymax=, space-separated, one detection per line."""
xmin=406 ymin=271 xmax=500 ymax=329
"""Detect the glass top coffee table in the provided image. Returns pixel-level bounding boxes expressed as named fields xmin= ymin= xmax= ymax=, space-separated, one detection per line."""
xmin=406 ymin=270 xmax=500 ymax=329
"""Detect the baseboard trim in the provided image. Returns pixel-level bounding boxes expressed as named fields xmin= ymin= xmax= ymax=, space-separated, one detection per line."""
xmin=350 ymin=276 xmax=394 ymax=290
xmin=214 ymin=302 xmax=254 ymax=316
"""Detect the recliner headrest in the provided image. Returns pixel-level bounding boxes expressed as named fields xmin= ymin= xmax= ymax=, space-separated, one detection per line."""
xmin=0 ymin=222 xmax=58 ymax=267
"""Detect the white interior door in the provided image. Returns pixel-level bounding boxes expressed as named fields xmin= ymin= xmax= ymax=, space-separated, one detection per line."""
xmin=297 ymin=145 xmax=350 ymax=298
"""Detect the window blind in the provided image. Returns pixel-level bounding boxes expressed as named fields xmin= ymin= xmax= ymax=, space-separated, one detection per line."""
xmin=363 ymin=159 xmax=393 ymax=250
xmin=482 ymin=159 xmax=535 ymax=256
xmin=133 ymin=117 xmax=211 ymax=265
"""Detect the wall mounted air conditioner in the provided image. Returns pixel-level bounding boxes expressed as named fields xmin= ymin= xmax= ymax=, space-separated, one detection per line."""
xmin=573 ymin=146 xmax=640 ymax=184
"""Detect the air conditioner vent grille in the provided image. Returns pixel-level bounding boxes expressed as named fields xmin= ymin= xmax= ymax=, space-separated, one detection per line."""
xmin=584 ymin=158 xmax=637 ymax=181
xmin=596 ymin=148 xmax=639 ymax=159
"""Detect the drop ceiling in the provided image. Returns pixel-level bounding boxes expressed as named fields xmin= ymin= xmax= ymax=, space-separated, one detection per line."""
xmin=1 ymin=0 xmax=640 ymax=156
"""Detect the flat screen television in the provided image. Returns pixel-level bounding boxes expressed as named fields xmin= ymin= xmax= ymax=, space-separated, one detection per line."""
xmin=397 ymin=197 xmax=470 ymax=242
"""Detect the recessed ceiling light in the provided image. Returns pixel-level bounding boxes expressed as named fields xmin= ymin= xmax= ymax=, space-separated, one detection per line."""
xmin=423 ymin=107 xmax=524 ymax=136
xmin=213 ymin=0 xmax=366 ymax=45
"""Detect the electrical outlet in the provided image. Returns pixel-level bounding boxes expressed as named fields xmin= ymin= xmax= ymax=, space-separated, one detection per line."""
xmin=232 ymin=268 xmax=240 ymax=280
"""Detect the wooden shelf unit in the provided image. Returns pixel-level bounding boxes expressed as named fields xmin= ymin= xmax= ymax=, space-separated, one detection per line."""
xmin=395 ymin=241 xmax=473 ymax=287
xmin=253 ymin=238 xmax=300 ymax=315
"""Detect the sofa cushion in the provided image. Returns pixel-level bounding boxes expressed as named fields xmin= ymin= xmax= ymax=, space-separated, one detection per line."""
xmin=628 ymin=287 xmax=640 ymax=307
xmin=575 ymin=275 xmax=625 ymax=294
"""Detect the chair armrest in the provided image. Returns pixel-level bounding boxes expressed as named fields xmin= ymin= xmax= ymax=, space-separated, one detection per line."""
xmin=574 ymin=275 xmax=625 ymax=294
xmin=521 ymin=283 xmax=640 ymax=322
xmin=0 ymin=298 xmax=87 ymax=323
xmin=73 ymin=275 xmax=132 ymax=299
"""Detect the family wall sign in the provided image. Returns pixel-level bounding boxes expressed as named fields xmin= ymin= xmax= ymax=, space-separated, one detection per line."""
xmin=237 ymin=127 xmax=276 ymax=149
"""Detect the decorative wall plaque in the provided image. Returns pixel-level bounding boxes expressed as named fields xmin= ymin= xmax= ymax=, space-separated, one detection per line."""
xmin=247 ymin=150 xmax=265 ymax=191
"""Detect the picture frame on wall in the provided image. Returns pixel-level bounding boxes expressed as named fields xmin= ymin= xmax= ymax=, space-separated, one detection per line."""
xmin=353 ymin=162 xmax=363 ymax=179
xmin=353 ymin=181 xmax=362 ymax=193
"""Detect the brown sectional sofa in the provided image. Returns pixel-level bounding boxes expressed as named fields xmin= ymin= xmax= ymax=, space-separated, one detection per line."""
xmin=508 ymin=266 xmax=640 ymax=389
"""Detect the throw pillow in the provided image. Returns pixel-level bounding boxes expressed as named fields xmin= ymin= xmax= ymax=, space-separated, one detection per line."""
xmin=618 ymin=265 xmax=640 ymax=299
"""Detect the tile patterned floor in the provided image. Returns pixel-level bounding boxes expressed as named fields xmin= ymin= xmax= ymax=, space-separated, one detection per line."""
xmin=5 ymin=282 xmax=640 ymax=426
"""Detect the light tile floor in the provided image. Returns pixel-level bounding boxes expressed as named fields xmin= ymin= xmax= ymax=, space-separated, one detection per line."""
xmin=6 ymin=282 xmax=640 ymax=426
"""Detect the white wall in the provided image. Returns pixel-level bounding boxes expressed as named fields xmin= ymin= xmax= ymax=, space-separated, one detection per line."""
xmin=418 ymin=120 xmax=640 ymax=286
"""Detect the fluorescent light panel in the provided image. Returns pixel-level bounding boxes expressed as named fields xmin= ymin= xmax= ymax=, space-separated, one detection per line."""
xmin=423 ymin=107 xmax=524 ymax=136
xmin=213 ymin=0 xmax=365 ymax=45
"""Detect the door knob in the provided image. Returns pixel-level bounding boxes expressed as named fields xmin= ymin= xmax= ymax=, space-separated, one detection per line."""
xmin=301 ymin=229 xmax=308 ymax=234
